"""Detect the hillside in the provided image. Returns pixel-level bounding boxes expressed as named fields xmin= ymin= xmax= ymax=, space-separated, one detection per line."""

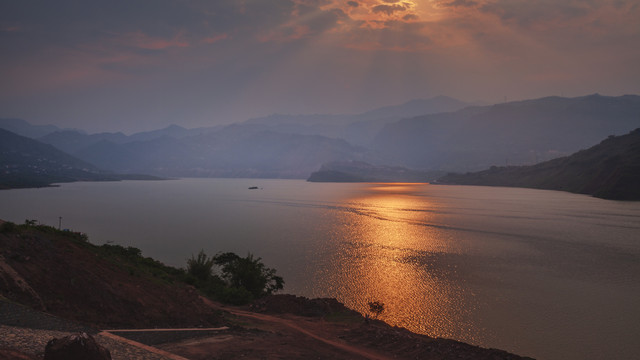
xmin=374 ymin=94 xmax=640 ymax=172
xmin=0 ymin=118 xmax=63 ymax=139
xmin=308 ymin=161 xmax=444 ymax=183
xmin=0 ymin=128 xmax=111 ymax=189
xmin=0 ymin=221 xmax=223 ymax=328
xmin=0 ymin=222 xmax=532 ymax=359
xmin=438 ymin=129 xmax=640 ymax=200
xmin=0 ymin=129 xmax=158 ymax=189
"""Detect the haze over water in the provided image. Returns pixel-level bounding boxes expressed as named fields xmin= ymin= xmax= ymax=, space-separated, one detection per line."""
xmin=1 ymin=178 xmax=639 ymax=360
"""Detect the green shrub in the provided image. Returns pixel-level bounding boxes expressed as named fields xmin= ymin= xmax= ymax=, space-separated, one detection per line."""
xmin=184 ymin=250 xmax=284 ymax=305
xmin=187 ymin=250 xmax=215 ymax=282
xmin=213 ymin=252 xmax=284 ymax=299
xmin=218 ymin=286 xmax=254 ymax=305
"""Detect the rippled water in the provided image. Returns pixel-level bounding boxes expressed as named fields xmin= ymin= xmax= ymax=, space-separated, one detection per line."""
xmin=1 ymin=178 xmax=639 ymax=359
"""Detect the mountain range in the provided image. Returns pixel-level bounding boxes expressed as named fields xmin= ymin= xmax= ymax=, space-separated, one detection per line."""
xmin=373 ymin=94 xmax=640 ymax=172
xmin=1 ymin=94 xmax=640 ymax=196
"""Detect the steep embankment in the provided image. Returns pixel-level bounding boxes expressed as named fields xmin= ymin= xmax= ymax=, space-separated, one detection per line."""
xmin=0 ymin=221 xmax=222 ymax=328
xmin=439 ymin=129 xmax=640 ymax=200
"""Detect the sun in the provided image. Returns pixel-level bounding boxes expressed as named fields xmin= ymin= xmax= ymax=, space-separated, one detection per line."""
xmin=333 ymin=0 xmax=423 ymax=27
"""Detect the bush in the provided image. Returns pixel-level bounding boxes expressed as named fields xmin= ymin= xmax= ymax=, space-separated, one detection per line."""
xmin=213 ymin=252 xmax=284 ymax=299
xmin=184 ymin=250 xmax=284 ymax=305
xmin=368 ymin=301 xmax=385 ymax=319
xmin=218 ymin=286 xmax=254 ymax=305
xmin=187 ymin=250 xmax=215 ymax=282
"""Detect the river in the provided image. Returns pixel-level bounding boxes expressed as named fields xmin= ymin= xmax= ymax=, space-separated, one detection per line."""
xmin=1 ymin=178 xmax=639 ymax=359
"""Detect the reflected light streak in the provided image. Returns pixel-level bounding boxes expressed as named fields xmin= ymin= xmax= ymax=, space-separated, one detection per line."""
xmin=316 ymin=183 xmax=482 ymax=342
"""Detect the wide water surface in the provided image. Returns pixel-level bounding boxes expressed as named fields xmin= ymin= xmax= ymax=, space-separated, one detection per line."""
xmin=1 ymin=178 xmax=639 ymax=359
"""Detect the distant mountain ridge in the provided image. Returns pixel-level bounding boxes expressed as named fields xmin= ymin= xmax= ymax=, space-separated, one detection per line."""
xmin=358 ymin=96 xmax=471 ymax=119
xmin=438 ymin=129 xmax=640 ymax=200
xmin=373 ymin=94 xmax=640 ymax=172
xmin=0 ymin=129 xmax=158 ymax=189
xmin=3 ymin=94 xmax=640 ymax=184
xmin=0 ymin=118 xmax=67 ymax=138
xmin=243 ymin=96 xmax=472 ymax=146
xmin=20 ymin=97 xmax=471 ymax=179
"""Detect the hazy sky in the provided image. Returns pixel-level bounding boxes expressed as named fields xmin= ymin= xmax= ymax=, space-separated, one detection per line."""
xmin=1 ymin=0 xmax=639 ymax=133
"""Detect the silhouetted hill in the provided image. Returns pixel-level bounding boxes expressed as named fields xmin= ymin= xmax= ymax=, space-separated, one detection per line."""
xmin=0 ymin=129 xmax=158 ymax=189
xmin=438 ymin=129 xmax=640 ymax=200
xmin=373 ymin=94 xmax=640 ymax=172
xmin=308 ymin=161 xmax=444 ymax=183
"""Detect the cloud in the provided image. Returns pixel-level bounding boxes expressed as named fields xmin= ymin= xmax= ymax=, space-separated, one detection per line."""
xmin=372 ymin=4 xmax=409 ymax=15
xmin=0 ymin=0 xmax=638 ymax=132
xmin=479 ymin=0 xmax=593 ymax=28
xmin=439 ymin=0 xmax=479 ymax=7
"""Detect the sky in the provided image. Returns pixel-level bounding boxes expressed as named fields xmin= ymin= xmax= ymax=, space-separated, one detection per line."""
xmin=1 ymin=0 xmax=639 ymax=133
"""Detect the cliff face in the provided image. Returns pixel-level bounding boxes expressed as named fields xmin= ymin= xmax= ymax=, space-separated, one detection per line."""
xmin=439 ymin=129 xmax=640 ymax=200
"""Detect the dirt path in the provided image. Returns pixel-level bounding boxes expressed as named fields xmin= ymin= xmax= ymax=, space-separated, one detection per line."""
xmin=227 ymin=308 xmax=391 ymax=360
xmin=158 ymin=299 xmax=393 ymax=360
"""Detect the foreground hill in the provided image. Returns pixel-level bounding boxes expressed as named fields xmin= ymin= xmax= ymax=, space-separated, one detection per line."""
xmin=0 ymin=221 xmax=223 ymax=328
xmin=374 ymin=94 xmax=640 ymax=172
xmin=0 ymin=222 xmax=531 ymax=359
xmin=0 ymin=129 xmax=158 ymax=189
xmin=438 ymin=129 xmax=640 ymax=200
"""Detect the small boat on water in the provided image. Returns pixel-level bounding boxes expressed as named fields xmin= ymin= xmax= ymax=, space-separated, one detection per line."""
xmin=248 ymin=186 xmax=259 ymax=189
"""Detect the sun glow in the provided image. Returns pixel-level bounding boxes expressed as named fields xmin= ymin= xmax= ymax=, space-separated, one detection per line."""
xmin=317 ymin=0 xmax=424 ymax=27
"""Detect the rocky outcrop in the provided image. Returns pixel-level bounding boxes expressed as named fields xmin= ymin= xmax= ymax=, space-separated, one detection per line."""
xmin=44 ymin=333 xmax=111 ymax=360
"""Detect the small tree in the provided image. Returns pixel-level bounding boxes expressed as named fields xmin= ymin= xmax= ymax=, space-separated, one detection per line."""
xmin=368 ymin=300 xmax=385 ymax=319
xmin=213 ymin=252 xmax=284 ymax=299
xmin=187 ymin=250 xmax=215 ymax=282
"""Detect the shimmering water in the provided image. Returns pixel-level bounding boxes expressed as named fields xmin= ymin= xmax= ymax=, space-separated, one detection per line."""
xmin=1 ymin=178 xmax=639 ymax=359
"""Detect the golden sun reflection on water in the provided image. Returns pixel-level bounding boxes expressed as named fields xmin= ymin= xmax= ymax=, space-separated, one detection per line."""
xmin=316 ymin=183 xmax=481 ymax=343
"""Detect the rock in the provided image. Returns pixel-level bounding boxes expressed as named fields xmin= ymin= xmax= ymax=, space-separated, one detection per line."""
xmin=44 ymin=332 xmax=111 ymax=360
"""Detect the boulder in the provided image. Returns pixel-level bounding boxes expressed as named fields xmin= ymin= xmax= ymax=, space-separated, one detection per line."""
xmin=44 ymin=333 xmax=111 ymax=360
